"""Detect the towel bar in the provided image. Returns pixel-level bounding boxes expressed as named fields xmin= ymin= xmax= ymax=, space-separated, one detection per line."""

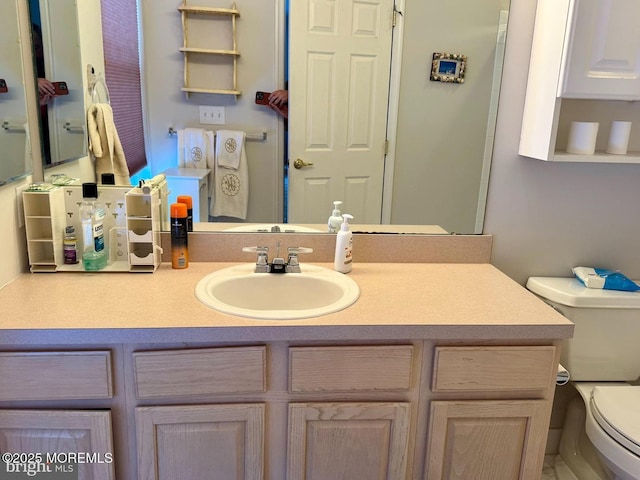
xmin=168 ymin=127 xmax=267 ymax=141
xmin=1 ymin=121 xmax=26 ymax=132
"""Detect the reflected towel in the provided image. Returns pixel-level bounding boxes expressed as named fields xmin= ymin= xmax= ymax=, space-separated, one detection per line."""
xmin=177 ymin=128 xmax=215 ymax=196
xmin=87 ymin=103 xmax=130 ymax=185
xmin=557 ymin=364 xmax=570 ymax=386
xmin=211 ymin=143 xmax=249 ymax=219
xmin=177 ymin=128 xmax=213 ymax=169
xmin=215 ymin=130 xmax=245 ymax=169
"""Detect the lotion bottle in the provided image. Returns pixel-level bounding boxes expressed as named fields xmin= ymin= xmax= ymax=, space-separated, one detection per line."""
xmin=334 ymin=213 xmax=353 ymax=273
xmin=327 ymin=201 xmax=343 ymax=232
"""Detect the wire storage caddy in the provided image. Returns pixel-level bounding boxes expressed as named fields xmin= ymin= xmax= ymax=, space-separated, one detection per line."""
xmin=178 ymin=2 xmax=241 ymax=98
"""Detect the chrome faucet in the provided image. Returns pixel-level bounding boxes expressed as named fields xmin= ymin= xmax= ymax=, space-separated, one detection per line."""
xmin=242 ymin=243 xmax=313 ymax=273
xmin=286 ymin=246 xmax=313 ymax=273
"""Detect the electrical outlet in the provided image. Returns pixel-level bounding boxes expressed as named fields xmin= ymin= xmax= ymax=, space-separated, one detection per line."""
xmin=199 ymin=106 xmax=226 ymax=125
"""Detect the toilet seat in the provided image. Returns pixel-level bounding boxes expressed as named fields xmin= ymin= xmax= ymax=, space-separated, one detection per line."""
xmin=591 ymin=386 xmax=640 ymax=456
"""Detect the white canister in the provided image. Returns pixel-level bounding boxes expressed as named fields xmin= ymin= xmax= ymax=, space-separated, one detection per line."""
xmin=606 ymin=121 xmax=632 ymax=155
xmin=566 ymin=122 xmax=599 ymax=155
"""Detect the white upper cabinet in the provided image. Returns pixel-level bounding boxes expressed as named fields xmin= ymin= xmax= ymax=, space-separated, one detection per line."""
xmin=560 ymin=0 xmax=640 ymax=100
xmin=519 ymin=0 xmax=640 ymax=161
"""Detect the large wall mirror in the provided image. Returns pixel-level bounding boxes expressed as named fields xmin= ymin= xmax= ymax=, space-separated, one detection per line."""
xmin=0 ymin=0 xmax=33 ymax=186
xmin=20 ymin=0 xmax=510 ymax=234
xmin=29 ymin=0 xmax=87 ymax=168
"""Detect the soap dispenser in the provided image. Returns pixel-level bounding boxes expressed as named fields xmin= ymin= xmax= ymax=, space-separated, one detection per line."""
xmin=334 ymin=214 xmax=353 ymax=273
xmin=327 ymin=201 xmax=343 ymax=233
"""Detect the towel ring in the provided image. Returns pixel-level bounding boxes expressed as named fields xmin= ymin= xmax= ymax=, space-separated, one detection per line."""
xmin=88 ymin=71 xmax=111 ymax=105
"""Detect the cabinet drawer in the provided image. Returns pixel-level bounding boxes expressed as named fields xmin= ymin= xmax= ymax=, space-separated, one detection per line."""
xmin=0 ymin=351 xmax=113 ymax=401
xmin=289 ymin=346 xmax=414 ymax=393
xmin=133 ymin=346 xmax=266 ymax=399
xmin=432 ymin=346 xmax=556 ymax=393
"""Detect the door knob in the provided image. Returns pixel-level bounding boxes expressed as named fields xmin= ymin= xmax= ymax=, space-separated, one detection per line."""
xmin=293 ymin=158 xmax=314 ymax=169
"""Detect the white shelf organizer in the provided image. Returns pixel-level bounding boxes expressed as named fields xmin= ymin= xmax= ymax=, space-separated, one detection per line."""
xmin=23 ymin=188 xmax=66 ymax=272
xmin=519 ymin=0 xmax=640 ymax=163
xmin=178 ymin=2 xmax=241 ymax=98
xmin=126 ymin=186 xmax=163 ymax=272
xmin=23 ymin=185 xmax=162 ymax=273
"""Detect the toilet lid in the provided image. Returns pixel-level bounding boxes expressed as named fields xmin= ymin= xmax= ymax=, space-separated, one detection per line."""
xmin=591 ymin=386 xmax=640 ymax=456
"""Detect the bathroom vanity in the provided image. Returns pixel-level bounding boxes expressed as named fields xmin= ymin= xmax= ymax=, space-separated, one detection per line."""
xmin=0 ymin=236 xmax=573 ymax=480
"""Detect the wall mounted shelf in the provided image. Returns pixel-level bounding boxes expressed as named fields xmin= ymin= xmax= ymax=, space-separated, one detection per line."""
xmin=178 ymin=2 xmax=241 ymax=98
xmin=519 ymin=0 xmax=640 ymax=163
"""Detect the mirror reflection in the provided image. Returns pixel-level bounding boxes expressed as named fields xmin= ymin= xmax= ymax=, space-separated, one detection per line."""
xmin=22 ymin=0 xmax=510 ymax=234
xmin=29 ymin=0 xmax=86 ymax=168
xmin=0 ymin=0 xmax=32 ymax=186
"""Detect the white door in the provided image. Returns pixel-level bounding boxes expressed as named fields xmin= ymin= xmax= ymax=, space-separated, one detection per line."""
xmin=288 ymin=0 xmax=395 ymax=224
xmin=560 ymin=0 xmax=640 ymax=100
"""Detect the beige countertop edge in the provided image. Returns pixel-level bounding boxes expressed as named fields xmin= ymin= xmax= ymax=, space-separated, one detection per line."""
xmin=0 ymin=262 xmax=573 ymax=345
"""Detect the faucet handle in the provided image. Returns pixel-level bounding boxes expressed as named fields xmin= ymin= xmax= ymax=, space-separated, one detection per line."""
xmin=287 ymin=246 xmax=313 ymax=256
xmin=242 ymin=246 xmax=270 ymax=271
xmin=287 ymin=246 xmax=313 ymax=271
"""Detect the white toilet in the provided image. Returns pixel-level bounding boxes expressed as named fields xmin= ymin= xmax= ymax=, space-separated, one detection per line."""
xmin=527 ymin=276 xmax=640 ymax=480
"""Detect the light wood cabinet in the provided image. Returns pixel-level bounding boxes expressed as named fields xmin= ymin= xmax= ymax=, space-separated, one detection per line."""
xmin=0 ymin=341 xmax=559 ymax=479
xmin=426 ymin=400 xmax=549 ymax=480
xmin=425 ymin=345 xmax=558 ymax=480
xmin=0 ymin=348 xmax=124 ymax=479
xmin=519 ymin=0 xmax=640 ymax=163
xmin=136 ymin=404 xmax=264 ymax=480
xmin=0 ymin=410 xmax=115 ymax=479
xmin=287 ymin=402 xmax=411 ymax=480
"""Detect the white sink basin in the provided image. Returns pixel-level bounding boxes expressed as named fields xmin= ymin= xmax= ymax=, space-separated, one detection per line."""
xmin=195 ymin=264 xmax=359 ymax=319
xmin=224 ymin=224 xmax=322 ymax=233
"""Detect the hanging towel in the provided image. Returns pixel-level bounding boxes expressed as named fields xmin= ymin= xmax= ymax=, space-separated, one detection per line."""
xmin=87 ymin=103 xmax=130 ymax=185
xmin=177 ymin=128 xmax=215 ymax=197
xmin=211 ymin=136 xmax=249 ymax=219
xmin=177 ymin=128 xmax=214 ymax=169
xmin=215 ymin=130 xmax=245 ymax=169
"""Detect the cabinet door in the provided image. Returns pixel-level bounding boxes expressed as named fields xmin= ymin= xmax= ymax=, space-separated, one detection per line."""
xmin=561 ymin=0 xmax=640 ymax=99
xmin=287 ymin=402 xmax=410 ymax=480
xmin=426 ymin=400 xmax=549 ymax=480
xmin=0 ymin=409 xmax=114 ymax=480
xmin=136 ymin=404 xmax=264 ymax=480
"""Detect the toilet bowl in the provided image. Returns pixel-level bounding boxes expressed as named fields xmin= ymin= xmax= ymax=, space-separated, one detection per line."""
xmin=580 ymin=383 xmax=640 ymax=479
xmin=555 ymin=383 xmax=640 ymax=480
xmin=526 ymin=277 xmax=640 ymax=480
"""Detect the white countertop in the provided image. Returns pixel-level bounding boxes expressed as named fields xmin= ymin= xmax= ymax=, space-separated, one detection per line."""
xmin=0 ymin=262 xmax=573 ymax=345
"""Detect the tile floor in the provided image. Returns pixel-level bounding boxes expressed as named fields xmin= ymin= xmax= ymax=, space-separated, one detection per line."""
xmin=542 ymin=456 xmax=558 ymax=480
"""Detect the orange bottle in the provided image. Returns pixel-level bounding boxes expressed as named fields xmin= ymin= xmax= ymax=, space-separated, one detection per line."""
xmin=176 ymin=195 xmax=193 ymax=231
xmin=170 ymin=203 xmax=189 ymax=269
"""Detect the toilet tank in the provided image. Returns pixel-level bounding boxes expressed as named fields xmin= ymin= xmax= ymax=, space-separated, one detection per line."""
xmin=527 ymin=277 xmax=640 ymax=382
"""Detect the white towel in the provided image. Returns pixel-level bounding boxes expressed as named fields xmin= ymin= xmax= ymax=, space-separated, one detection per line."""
xmin=87 ymin=103 xmax=130 ymax=185
xmin=177 ymin=128 xmax=213 ymax=169
xmin=215 ymin=130 xmax=245 ymax=169
xmin=177 ymin=128 xmax=215 ymax=197
xmin=211 ymin=140 xmax=249 ymax=219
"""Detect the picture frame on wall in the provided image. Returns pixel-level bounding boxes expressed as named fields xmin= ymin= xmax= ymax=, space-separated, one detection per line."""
xmin=430 ymin=53 xmax=467 ymax=83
